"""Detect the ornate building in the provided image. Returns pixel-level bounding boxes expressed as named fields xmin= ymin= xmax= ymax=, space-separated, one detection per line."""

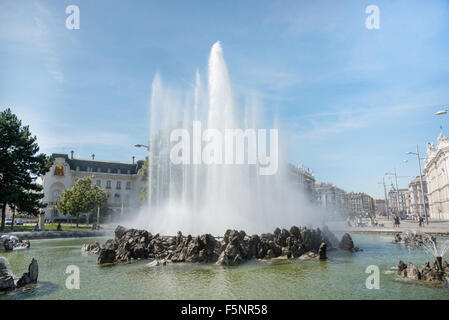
xmin=388 ymin=188 xmax=407 ymax=215
xmin=315 ymin=183 xmax=350 ymax=217
xmin=286 ymin=163 xmax=316 ymax=203
xmin=41 ymin=152 xmax=146 ymax=221
xmin=405 ymin=176 xmax=428 ymax=217
xmin=424 ymin=133 xmax=449 ymax=220
xmin=347 ymin=192 xmax=374 ymax=216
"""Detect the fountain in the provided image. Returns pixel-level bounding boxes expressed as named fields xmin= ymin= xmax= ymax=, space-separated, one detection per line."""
xmin=397 ymin=234 xmax=449 ymax=283
xmin=131 ymin=41 xmax=323 ymax=236
xmin=421 ymin=235 xmax=449 ymax=275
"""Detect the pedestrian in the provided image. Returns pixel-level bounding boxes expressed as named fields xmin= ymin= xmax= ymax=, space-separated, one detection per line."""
xmin=418 ymin=215 xmax=424 ymax=227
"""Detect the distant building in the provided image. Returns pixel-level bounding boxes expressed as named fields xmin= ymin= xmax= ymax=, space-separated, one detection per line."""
xmin=374 ymin=199 xmax=387 ymax=216
xmin=405 ymin=176 xmax=428 ymax=217
xmin=41 ymin=152 xmax=146 ymax=221
xmin=286 ymin=163 xmax=316 ymax=203
xmin=388 ymin=188 xmax=407 ymax=215
xmin=315 ymin=182 xmax=351 ymax=217
xmin=424 ymin=133 xmax=449 ymax=220
xmin=347 ymin=192 xmax=374 ymax=217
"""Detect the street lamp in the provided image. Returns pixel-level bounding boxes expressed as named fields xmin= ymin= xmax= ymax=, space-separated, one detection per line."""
xmin=378 ymin=178 xmax=390 ymax=220
xmin=385 ymin=169 xmax=401 ymax=218
xmin=406 ymin=145 xmax=429 ymax=225
xmin=436 ymin=109 xmax=449 ymax=115
xmin=134 ymin=144 xmax=150 ymax=151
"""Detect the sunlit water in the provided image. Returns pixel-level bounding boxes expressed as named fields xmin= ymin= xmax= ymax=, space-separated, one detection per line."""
xmin=1 ymin=234 xmax=449 ymax=300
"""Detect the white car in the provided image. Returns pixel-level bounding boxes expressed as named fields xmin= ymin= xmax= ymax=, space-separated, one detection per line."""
xmin=5 ymin=218 xmax=12 ymax=225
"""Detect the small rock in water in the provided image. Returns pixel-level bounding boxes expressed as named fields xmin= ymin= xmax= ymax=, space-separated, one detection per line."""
xmin=318 ymin=242 xmax=327 ymax=260
xmin=339 ymin=233 xmax=362 ymax=252
xmin=15 ymin=258 xmax=39 ymax=288
xmin=0 ymin=262 xmax=15 ymax=291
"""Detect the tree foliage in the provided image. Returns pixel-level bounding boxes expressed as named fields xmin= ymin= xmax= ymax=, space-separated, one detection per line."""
xmin=56 ymin=177 xmax=107 ymax=221
xmin=0 ymin=108 xmax=52 ymax=230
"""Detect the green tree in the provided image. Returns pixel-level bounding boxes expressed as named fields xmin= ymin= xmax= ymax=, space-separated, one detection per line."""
xmin=0 ymin=108 xmax=52 ymax=231
xmin=139 ymin=156 xmax=149 ymax=203
xmin=56 ymin=177 xmax=107 ymax=227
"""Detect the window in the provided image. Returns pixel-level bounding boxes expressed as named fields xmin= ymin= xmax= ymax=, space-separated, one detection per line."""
xmin=127 ymin=169 xmax=131 ymax=174
xmin=97 ymin=167 xmax=101 ymax=172
xmin=107 ymin=168 xmax=111 ymax=173
xmin=106 ymin=181 xmax=111 ymax=189
xmin=76 ymin=166 xmax=80 ymax=171
xmin=116 ymin=181 xmax=121 ymax=189
xmin=96 ymin=180 xmax=101 ymax=187
xmin=126 ymin=181 xmax=131 ymax=190
xmin=118 ymin=169 xmax=121 ymax=174
xmin=87 ymin=167 xmax=92 ymax=172
xmin=53 ymin=190 xmax=62 ymax=203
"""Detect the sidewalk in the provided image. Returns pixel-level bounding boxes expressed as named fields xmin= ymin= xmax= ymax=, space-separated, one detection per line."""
xmin=328 ymin=219 xmax=449 ymax=236
xmin=0 ymin=229 xmax=110 ymax=240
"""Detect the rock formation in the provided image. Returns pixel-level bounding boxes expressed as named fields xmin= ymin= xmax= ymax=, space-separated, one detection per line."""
xmin=0 ymin=235 xmax=30 ymax=251
xmin=86 ymin=225 xmax=354 ymax=266
xmin=0 ymin=261 xmax=15 ymax=291
xmin=339 ymin=233 xmax=362 ymax=252
xmin=16 ymin=258 xmax=39 ymax=288
xmin=397 ymin=259 xmax=449 ymax=284
xmin=0 ymin=258 xmax=38 ymax=291
xmin=392 ymin=232 xmax=435 ymax=247
xmin=81 ymin=242 xmax=101 ymax=255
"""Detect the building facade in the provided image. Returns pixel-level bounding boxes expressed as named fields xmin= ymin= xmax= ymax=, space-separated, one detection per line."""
xmin=315 ymin=183 xmax=349 ymax=217
xmin=347 ymin=192 xmax=374 ymax=217
xmin=374 ymin=199 xmax=387 ymax=216
xmin=41 ymin=152 xmax=146 ymax=221
xmin=388 ymin=188 xmax=407 ymax=215
xmin=424 ymin=133 xmax=449 ymax=220
xmin=286 ymin=163 xmax=316 ymax=203
xmin=405 ymin=176 xmax=428 ymax=217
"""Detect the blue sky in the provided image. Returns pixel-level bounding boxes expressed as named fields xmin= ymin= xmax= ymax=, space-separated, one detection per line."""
xmin=1 ymin=0 xmax=449 ymax=198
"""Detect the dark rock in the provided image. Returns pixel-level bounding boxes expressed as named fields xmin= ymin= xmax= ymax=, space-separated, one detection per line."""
xmin=114 ymin=225 xmax=128 ymax=241
xmin=81 ymin=242 xmax=101 ymax=255
xmin=406 ymin=263 xmax=421 ymax=280
xmin=318 ymin=242 xmax=327 ymax=260
xmin=97 ymin=249 xmax=116 ymax=264
xmin=3 ymin=239 xmax=14 ymax=251
xmin=0 ymin=262 xmax=15 ymax=291
xmin=339 ymin=233 xmax=361 ymax=252
xmin=94 ymin=225 xmax=340 ymax=267
xmin=321 ymin=225 xmax=339 ymax=248
xmin=398 ymin=260 xmax=407 ymax=277
xmin=398 ymin=259 xmax=446 ymax=283
xmin=16 ymin=258 xmax=38 ymax=288
xmin=289 ymin=226 xmax=300 ymax=238
xmin=392 ymin=233 xmax=402 ymax=244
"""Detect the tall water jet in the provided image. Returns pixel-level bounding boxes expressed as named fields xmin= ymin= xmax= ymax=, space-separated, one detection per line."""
xmin=132 ymin=41 xmax=322 ymax=236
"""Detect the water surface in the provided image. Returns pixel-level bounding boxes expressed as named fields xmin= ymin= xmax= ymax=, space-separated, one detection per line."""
xmin=1 ymin=234 xmax=448 ymax=300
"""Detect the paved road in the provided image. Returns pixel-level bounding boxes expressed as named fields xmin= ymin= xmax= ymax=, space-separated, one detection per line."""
xmin=328 ymin=218 xmax=449 ymax=236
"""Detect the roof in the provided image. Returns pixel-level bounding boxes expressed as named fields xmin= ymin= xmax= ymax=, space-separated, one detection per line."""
xmin=51 ymin=153 xmax=144 ymax=174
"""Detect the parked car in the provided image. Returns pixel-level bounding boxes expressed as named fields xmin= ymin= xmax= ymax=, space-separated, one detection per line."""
xmin=5 ymin=218 xmax=13 ymax=225
xmin=15 ymin=219 xmax=24 ymax=226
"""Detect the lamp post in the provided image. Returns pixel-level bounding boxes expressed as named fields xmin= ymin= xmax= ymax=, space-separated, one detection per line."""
xmin=406 ymin=145 xmax=429 ymax=225
xmin=134 ymin=144 xmax=150 ymax=151
xmin=436 ymin=109 xmax=449 ymax=116
xmin=385 ymin=169 xmax=401 ymax=217
xmin=378 ymin=178 xmax=390 ymax=220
